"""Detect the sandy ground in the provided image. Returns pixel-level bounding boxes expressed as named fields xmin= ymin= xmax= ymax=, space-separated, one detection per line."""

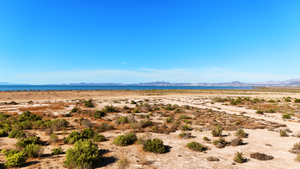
xmin=0 ymin=90 xmax=300 ymax=168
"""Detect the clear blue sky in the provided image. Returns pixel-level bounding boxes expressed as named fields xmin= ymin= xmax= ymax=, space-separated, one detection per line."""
xmin=1 ymin=0 xmax=300 ymax=84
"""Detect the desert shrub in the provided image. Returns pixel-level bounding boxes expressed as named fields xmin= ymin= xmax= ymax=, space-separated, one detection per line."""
xmin=113 ymin=132 xmax=137 ymax=146
xmin=282 ymin=114 xmax=291 ymax=119
xmin=203 ymin=136 xmax=210 ymax=141
xmin=266 ymin=108 xmax=276 ymax=113
xmin=125 ymin=132 xmax=137 ymax=144
xmin=97 ymin=122 xmax=113 ymax=131
xmin=140 ymin=120 xmax=153 ymax=128
xmin=103 ymin=105 xmax=115 ymax=113
xmin=113 ymin=135 xmax=128 ymax=146
xmin=82 ymin=128 xmax=95 ymax=139
xmin=268 ymin=100 xmax=276 ymax=103
xmin=179 ymin=132 xmax=191 ymax=139
xmin=207 ymin=156 xmax=219 ymax=161
xmin=130 ymin=100 xmax=136 ymax=104
xmin=23 ymin=144 xmax=41 ymax=158
xmin=187 ymin=141 xmax=205 ymax=152
xmin=233 ymin=152 xmax=245 ymax=163
xmin=256 ymin=110 xmax=264 ymax=114
xmin=64 ymin=140 xmax=102 ymax=168
xmin=151 ymin=126 xmax=158 ymax=131
xmin=93 ymin=110 xmax=106 ymax=119
xmin=296 ymin=154 xmax=300 ymax=162
xmin=52 ymin=147 xmax=63 ymax=155
xmin=0 ymin=129 xmax=8 ymax=137
xmin=1 ymin=149 xmax=26 ymax=167
xmin=71 ymin=107 xmax=80 ymax=113
xmin=65 ymin=131 xmax=83 ymax=144
xmin=279 ymin=130 xmax=287 ymax=137
xmin=84 ymin=99 xmax=94 ymax=107
xmin=181 ymin=125 xmax=192 ymax=131
xmin=93 ymin=134 xmax=106 ymax=142
xmin=285 ymin=98 xmax=291 ymax=102
xmin=49 ymin=133 xmax=58 ymax=144
xmin=82 ymin=119 xmax=93 ymax=128
xmin=290 ymin=142 xmax=300 ymax=154
xmin=166 ymin=116 xmax=174 ymax=123
xmin=118 ymin=117 xmax=128 ymax=123
xmin=143 ymin=138 xmax=165 ymax=153
xmin=20 ymin=120 xmax=32 ymax=129
xmin=250 ymin=152 xmax=274 ymax=160
xmin=9 ymin=129 xmax=26 ymax=139
xmin=234 ymin=128 xmax=248 ymax=138
xmin=295 ymin=99 xmax=300 ymax=103
xmin=211 ymin=125 xmax=222 ymax=137
xmin=15 ymin=136 xmax=40 ymax=149
xmin=117 ymin=158 xmax=129 ymax=169
xmin=231 ymin=138 xmax=243 ymax=146
xmin=179 ymin=115 xmax=188 ymax=119
xmin=18 ymin=111 xmax=42 ymax=121
xmin=213 ymin=137 xmax=226 ymax=148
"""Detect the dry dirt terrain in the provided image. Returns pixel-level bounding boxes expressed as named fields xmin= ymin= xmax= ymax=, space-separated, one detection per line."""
xmin=0 ymin=89 xmax=300 ymax=169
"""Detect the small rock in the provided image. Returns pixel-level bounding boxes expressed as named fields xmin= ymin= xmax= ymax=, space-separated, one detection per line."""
xmin=231 ymin=162 xmax=236 ymax=165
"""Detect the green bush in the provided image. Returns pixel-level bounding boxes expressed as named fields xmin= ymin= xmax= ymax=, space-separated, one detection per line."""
xmin=181 ymin=125 xmax=191 ymax=131
xmin=268 ymin=100 xmax=276 ymax=103
xmin=82 ymin=128 xmax=95 ymax=139
xmin=20 ymin=120 xmax=32 ymax=129
xmin=52 ymin=147 xmax=63 ymax=155
xmin=103 ymin=105 xmax=115 ymax=113
xmin=0 ymin=129 xmax=8 ymax=137
xmin=9 ymin=129 xmax=26 ymax=139
xmin=18 ymin=111 xmax=42 ymax=121
xmin=203 ymin=136 xmax=210 ymax=141
xmin=93 ymin=134 xmax=106 ymax=142
xmin=71 ymin=107 xmax=80 ymax=113
xmin=93 ymin=110 xmax=106 ymax=119
xmin=234 ymin=128 xmax=247 ymax=138
xmin=285 ymin=98 xmax=291 ymax=102
xmin=125 ymin=132 xmax=137 ymax=144
xmin=187 ymin=141 xmax=205 ymax=152
xmin=113 ymin=135 xmax=128 ymax=146
xmin=65 ymin=131 xmax=83 ymax=144
xmin=117 ymin=116 xmax=128 ymax=123
xmin=84 ymin=99 xmax=94 ymax=107
xmin=49 ymin=133 xmax=58 ymax=144
xmin=64 ymin=140 xmax=102 ymax=168
xmin=140 ymin=120 xmax=153 ymax=128
xmin=143 ymin=138 xmax=165 ymax=154
xmin=282 ymin=114 xmax=291 ymax=119
xmin=151 ymin=126 xmax=158 ymax=131
xmin=179 ymin=115 xmax=188 ymax=119
xmin=295 ymin=99 xmax=300 ymax=103
xmin=256 ymin=110 xmax=264 ymax=114
xmin=266 ymin=109 xmax=275 ymax=113
xmin=23 ymin=144 xmax=41 ymax=158
xmin=113 ymin=132 xmax=137 ymax=146
xmin=211 ymin=125 xmax=222 ymax=137
xmin=166 ymin=116 xmax=174 ymax=123
xmin=233 ymin=152 xmax=245 ymax=163
xmin=1 ymin=149 xmax=26 ymax=167
xmin=15 ymin=136 xmax=40 ymax=149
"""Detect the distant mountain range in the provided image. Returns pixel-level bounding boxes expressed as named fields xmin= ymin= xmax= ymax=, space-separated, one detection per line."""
xmin=3 ymin=79 xmax=300 ymax=86
xmin=47 ymin=79 xmax=300 ymax=86
xmin=0 ymin=82 xmax=30 ymax=85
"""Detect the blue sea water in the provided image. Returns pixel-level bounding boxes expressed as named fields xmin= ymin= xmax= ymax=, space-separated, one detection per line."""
xmin=0 ymin=85 xmax=252 ymax=91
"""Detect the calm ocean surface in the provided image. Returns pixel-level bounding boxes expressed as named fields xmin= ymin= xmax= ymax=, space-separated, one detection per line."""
xmin=0 ymin=85 xmax=252 ymax=91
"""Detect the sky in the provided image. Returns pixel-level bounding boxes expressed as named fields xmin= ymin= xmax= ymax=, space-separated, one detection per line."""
xmin=0 ymin=0 xmax=300 ymax=84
